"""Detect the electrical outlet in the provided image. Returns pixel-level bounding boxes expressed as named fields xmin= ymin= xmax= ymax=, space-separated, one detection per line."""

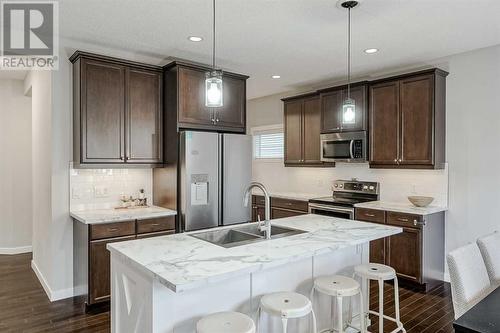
xmin=94 ymin=186 xmax=110 ymax=198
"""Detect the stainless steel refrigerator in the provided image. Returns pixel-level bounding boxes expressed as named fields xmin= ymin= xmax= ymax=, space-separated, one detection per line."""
xmin=179 ymin=131 xmax=252 ymax=231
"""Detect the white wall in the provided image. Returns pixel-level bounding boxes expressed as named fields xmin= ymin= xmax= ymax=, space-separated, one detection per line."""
xmin=0 ymin=79 xmax=32 ymax=254
xmin=445 ymin=45 xmax=500 ymax=255
xmin=24 ymin=70 xmax=57 ymax=299
xmin=248 ymin=44 xmax=500 ymax=264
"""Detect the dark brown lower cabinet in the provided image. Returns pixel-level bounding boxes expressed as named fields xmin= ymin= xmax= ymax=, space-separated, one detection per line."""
xmin=89 ymin=235 xmax=135 ymax=304
xmin=271 ymin=207 xmax=307 ymax=219
xmin=251 ymin=195 xmax=308 ymax=222
xmin=385 ymin=227 xmax=422 ymax=283
xmin=355 ymin=207 xmax=444 ymax=291
xmin=74 ymin=216 xmax=176 ymax=308
xmin=369 ymin=238 xmax=386 ymax=265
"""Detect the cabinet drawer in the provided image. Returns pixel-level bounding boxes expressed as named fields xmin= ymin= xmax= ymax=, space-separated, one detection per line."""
xmin=272 ymin=197 xmax=308 ymax=212
xmin=355 ymin=208 xmax=385 ymax=223
xmin=271 ymin=208 xmax=307 ymax=219
xmin=387 ymin=211 xmax=424 ymax=228
xmin=136 ymin=230 xmax=175 ymax=239
xmin=90 ymin=221 xmax=136 ymax=240
xmin=252 ymin=195 xmax=266 ymax=206
xmin=137 ymin=216 xmax=175 ymax=234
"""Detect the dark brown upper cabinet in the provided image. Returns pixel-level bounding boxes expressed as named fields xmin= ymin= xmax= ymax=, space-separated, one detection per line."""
xmin=282 ymin=94 xmax=333 ymax=167
xmin=369 ymin=69 xmax=447 ymax=169
xmin=164 ymin=62 xmax=248 ymax=133
xmin=71 ymin=51 xmax=163 ymax=168
xmin=319 ymin=83 xmax=367 ymax=133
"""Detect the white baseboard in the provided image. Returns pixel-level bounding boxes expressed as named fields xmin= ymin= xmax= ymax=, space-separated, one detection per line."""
xmin=31 ymin=260 xmax=74 ymax=302
xmin=0 ymin=245 xmax=32 ymax=255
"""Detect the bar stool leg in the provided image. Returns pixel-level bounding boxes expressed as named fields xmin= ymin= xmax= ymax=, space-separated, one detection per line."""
xmin=281 ymin=317 xmax=288 ymax=333
xmin=378 ymin=279 xmax=384 ymax=333
xmin=311 ymin=308 xmax=317 ymax=333
xmin=255 ymin=307 xmax=261 ymax=333
xmin=336 ymin=296 xmax=343 ymax=333
xmin=394 ymin=277 xmax=401 ymax=323
xmin=359 ymin=290 xmax=366 ymax=333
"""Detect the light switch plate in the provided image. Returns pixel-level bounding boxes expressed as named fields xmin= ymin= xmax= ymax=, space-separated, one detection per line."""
xmin=94 ymin=186 xmax=110 ymax=198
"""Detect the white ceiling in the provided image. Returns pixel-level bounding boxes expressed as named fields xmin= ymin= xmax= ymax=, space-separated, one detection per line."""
xmin=59 ymin=0 xmax=500 ymax=99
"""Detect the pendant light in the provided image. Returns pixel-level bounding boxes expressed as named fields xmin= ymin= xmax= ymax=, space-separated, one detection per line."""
xmin=341 ymin=0 xmax=358 ymax=125
xmin=205 ymin=0 xmax=223 ymax=108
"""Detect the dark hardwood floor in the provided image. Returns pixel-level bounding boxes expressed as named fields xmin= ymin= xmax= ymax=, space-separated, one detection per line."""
xmin=0 ymin=253 xmax=109 ymax=333
xmin=0 ymin=253 xmax=455 ymax=332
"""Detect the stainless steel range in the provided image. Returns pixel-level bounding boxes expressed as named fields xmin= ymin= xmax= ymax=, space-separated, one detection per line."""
xmin=309 ymin=179 xmax=379 ymax=219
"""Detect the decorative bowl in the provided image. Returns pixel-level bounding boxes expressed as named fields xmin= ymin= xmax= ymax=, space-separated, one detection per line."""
xmin=408 ymin=196 xmax=434 ymax=207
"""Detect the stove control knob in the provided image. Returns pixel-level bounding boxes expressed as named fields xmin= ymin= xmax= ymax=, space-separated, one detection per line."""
xmin=363 ymin=185 xmax=368 ymax=190
xmin=369 ymin=185 xmax=375 ymax=191
xmin=334 ymin=184 xmax=338 ymax=188
xmin=339 ymin=184 xmax=343 ymax=188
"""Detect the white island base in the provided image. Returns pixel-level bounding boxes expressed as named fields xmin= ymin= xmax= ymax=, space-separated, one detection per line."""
xmin=111 ymin=243 xmax=369 ymax=333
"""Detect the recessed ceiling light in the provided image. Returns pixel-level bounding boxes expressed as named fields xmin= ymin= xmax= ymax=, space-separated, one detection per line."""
xmin=364 ymin=48 xmax=379 ymax=54
xmin=271 ymin=75 xmax=281 ymax=79
xmin=188 ymin=36 xmax=203 ymax=42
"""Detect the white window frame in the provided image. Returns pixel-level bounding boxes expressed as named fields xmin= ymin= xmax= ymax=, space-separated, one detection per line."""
xmin=251 ymin=124 xmax=284 ymax=163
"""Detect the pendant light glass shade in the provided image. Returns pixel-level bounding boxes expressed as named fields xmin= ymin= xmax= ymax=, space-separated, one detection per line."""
xmin=205 ymin=0 xmax=223 ymax=108
xmin=342 ymin=98 xmax=356 ymax=124
xmin=205 ymin=70 xmax=223 ymax=107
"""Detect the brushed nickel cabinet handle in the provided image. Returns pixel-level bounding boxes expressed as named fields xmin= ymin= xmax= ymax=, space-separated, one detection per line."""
xmin=108 ymin=228 xmax=119 ymax=232
xmin=151 ymin=223 xmax=160 ymax=226
xmin=365 ymin=213 xmax=376 ymax=217
xmin=397 ymin=218 xmax=409 ymax=222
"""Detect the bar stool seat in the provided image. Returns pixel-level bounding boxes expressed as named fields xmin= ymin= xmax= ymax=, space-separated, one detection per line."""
xmin=310 ymin=275 xmax=366 ymax=333
xmin=354 ymin=263 xmax=406 ymax=333
xmin=257 ymin=291 xmax=317 ymax=333
xmin=355 ymin=263 xmax=396 ymax=280
xmin=197 ymin=311 xmax=256 ymax=333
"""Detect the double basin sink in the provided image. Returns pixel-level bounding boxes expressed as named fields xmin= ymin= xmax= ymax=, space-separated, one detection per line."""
xmin=190 ymin=223 xmax=306 ymax=248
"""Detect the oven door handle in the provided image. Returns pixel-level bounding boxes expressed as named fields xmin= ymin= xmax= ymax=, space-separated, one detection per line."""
xmin=308 ymin=203 xmax=354 ymax=214
xmin=349 ymin=140 xmax=355 ymax=159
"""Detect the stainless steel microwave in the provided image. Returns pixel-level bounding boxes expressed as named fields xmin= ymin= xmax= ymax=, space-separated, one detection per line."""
xmin=320 ymin=131 xmax=367 ymax=162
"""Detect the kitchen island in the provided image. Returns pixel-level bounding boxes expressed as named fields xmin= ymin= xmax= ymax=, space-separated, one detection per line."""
xmin=107 ymin=214 xmax=401 ymax=333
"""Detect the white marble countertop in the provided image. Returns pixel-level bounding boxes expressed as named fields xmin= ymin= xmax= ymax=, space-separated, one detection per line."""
xmin=107 ymin=214 xmax=402 ymax=293
xmin=70 ymin=206 xmax=177 ymax=224
xmin=354 ymin=201 xmax=447 ymax=215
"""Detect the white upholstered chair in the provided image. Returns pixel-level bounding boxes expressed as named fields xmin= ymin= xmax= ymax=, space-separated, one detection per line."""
xmin=447 ymin=243 xmax=496 ymax=319
xmin=477 ymin=231 xmax=500 ymax=287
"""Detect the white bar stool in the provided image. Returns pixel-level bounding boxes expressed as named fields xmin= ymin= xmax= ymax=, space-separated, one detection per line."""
xmin=354 ymin=263 xmax=406 ymax=333
xmin=310 ymin=275 xmax=366 ymax=333
xmin=197 ymin=311 xmax=256 ymax=333
xmin=256 ymin=291 xmax=317 ymax=333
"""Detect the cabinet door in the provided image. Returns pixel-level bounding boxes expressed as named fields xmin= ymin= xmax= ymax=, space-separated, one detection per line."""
xmin=284 ymin=100 xmax=303 ymax=164
xmin=302 ymin=96 xmax=322 ymax=164
xmin=252 ymin=205 xmax=266 ymax=222
xmin=369 ymin=81 xmax=400 ymax=165
xmin=126 ymin=68 xmax=163 ymax=164
xmin=89 ymin=235 xmax=136 ymax=304
xmin=271 ymin=208 xmax=306 ymax=219
xmin=370 ymin=238 xmax=386 ymax=264
xmin=215 ymin=75 xmax=246 ymax=130
xmin=320 ymin=89 xmax=342 ymax=133
xmin=178 ymin=67 xmax=213 ymax=126
xmin=340 ymin=85 xmax=367 ymax=132
xmin=400 ymin=74 xmax=434 ymax=166
xmin=386 ymin=227 xmax=422 ymax=283
xmin=81 ymin=59 xmax=126 ymax=163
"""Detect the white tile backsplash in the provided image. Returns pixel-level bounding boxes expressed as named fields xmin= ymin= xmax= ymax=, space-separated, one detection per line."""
xmin=252 ymin=161 xmax=449 ymax=207
xmin=70 ymin=167 xmax=153 ymax=211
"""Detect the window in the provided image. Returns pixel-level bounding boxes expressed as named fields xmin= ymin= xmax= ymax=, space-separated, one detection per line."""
xmin=252 ymin=126 xmax=284 ymax=159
